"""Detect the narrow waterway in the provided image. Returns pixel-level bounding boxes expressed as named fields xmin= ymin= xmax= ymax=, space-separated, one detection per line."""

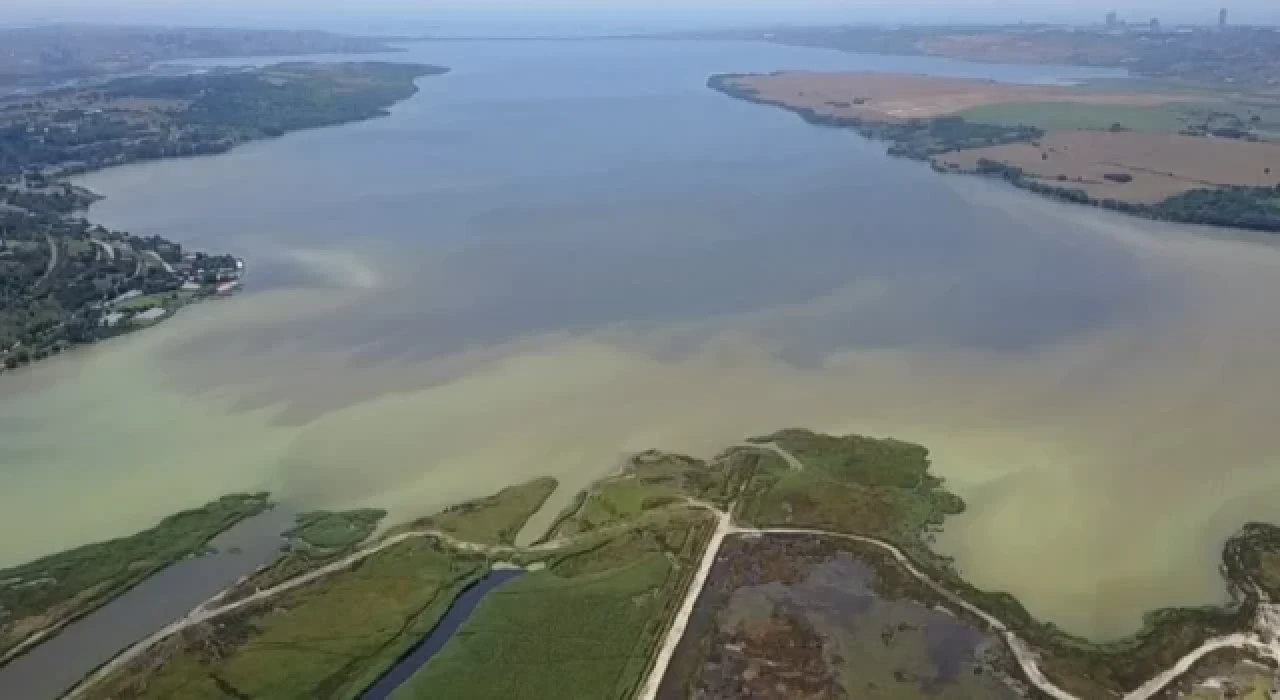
xmin=361 ymin=569 xmax=523 ymax=700
xmin=0 ymin=509 xmax=292 ymax=700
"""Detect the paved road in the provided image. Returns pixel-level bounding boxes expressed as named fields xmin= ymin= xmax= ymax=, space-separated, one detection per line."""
xmin=32 ymin=234 xmax=58 ymax=290
xmin=141 ymin=251 xmax=173 ymax=275
xmin=89 ymin=239 xmax=114 ymax=262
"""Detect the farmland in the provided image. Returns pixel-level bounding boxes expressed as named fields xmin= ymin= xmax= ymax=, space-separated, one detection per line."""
xmin=956 ymin=101 xmax=1190 ymax=132
xmin=719 ymin=71 xmax=1195 ymax=122
xmin=933 ymin=131 xmax=1280 ymax=204
xmin=712 ymin=69 xmax=1280 ymax=231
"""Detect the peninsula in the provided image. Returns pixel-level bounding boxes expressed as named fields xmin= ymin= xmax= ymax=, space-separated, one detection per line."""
xmin=709 ymin=71 xmax=1280 ymax=232
xmin=0 ymin=61 xmax=446 ymax=373
xmin=9 ymin=430 xmax=1280 ymax=700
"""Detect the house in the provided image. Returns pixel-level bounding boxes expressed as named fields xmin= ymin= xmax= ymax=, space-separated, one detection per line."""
xmin=133 ymin=308 xmax=167 ymax=324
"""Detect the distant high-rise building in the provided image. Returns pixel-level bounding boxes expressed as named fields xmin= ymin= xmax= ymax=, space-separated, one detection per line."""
xmin=1219 ymin=8 xmax=1228 ymax=27
xmin=1106 ymin=11 xmax=1118 ymax=27
xmin=1150 ymin=17 xmax=1161 ymax=32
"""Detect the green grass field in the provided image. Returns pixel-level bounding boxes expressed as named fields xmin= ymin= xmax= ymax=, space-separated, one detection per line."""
xmin=391 ymin=514 xmax=714 ymax=700
xmin=84 ymin=539 xmax=487 ymax=700
xmin=408 ymin=477 xmax=558 ymax=546
xmin=287 ymin=509 xmax=386 ymax=550
xmin=957 ymin=101 xmax=1189 ymax=132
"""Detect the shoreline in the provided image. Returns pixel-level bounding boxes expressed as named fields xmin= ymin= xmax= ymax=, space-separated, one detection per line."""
xmin=707 ymin=72 xmax=1280 ymax=234
xmin=0 ymin=61 xmax=447 ymax=377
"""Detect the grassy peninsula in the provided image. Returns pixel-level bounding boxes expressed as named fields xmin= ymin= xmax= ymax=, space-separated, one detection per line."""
xmin=44 ymin=431 xmax=1280 ymax=699
xmin=0 ymin=493 xmax=270 ymax=664
xmin=0 ymin=61 xmax=446 ymax=373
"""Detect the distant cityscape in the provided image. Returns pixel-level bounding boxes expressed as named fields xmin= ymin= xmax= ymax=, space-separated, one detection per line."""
xmin=1103 ymin=7 xmax=1233 ymax=33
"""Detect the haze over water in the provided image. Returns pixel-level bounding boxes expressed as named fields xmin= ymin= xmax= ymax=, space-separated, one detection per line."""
xmin=3 ymin=38 xmax=1278 ymax=639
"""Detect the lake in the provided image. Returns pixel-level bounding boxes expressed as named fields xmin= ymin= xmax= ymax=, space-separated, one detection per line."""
xmin=1 ymin=38 xmax=1278 ymax=642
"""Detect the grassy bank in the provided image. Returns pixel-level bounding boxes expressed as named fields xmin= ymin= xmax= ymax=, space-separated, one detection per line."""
xmin=0 ymin=493 xmax=271 ymax=663
xmin=390 ymin=512 xmax=715 ymax=700
xmin=82 ymin=539 xmax=487 ymax=700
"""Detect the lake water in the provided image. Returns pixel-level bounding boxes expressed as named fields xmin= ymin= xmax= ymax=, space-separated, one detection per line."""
xmin=1 ymin=38 xmax=1278 ymax=642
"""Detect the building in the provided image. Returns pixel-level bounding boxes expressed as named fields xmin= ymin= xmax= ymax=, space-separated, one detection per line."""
xmin=1220 ymin=8 xmax=1228 ymax=28
xmin=1106 ymin=11 xmax=1118 ymax=27
xmin=133 ymin=308 xmax=168 ymax=324
xmin=1150 ymin=18 xmax=1161 ymax=32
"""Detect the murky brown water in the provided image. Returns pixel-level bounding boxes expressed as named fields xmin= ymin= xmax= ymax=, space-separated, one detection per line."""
xmin=0 ymin=40 xmax=1275 ymax=643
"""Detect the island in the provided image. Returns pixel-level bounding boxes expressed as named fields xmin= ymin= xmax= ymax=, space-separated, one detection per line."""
xmin=6 ymin=430 xmax=1278 ymax=700
xmin=709 ymin=70 xmax=1280 ymax=232
xmin=0 ymin=60 xmax=447 ymax=373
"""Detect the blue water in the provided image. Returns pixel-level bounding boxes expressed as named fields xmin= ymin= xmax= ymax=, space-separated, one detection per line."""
xmin=360 ymin=569 xmax=524 ymax=700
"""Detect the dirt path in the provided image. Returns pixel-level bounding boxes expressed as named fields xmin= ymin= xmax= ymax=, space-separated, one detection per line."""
xmin=729 ymin=441 xmax=804 ymax=470
xmin=634 ymin=505 xmax=732 ymax=700
xmin=63 ymin=441 xmax=1280 ymax=700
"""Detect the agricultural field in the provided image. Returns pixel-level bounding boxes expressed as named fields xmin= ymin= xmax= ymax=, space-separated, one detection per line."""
xmin=391 ymin=512 xmax=716 ymax=700
xmin=721 ymin=71 xmax=1194 ymax=121
xmin=656 ymin=534 xmax=1025 ymax=700
xmin=956 ymin=101 xmax=1190 ymax=132
xmin=934 ymin=131 xmax=1280 ymax=204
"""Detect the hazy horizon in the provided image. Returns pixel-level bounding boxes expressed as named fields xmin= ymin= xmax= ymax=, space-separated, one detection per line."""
xmin=3 ymin=1 xmax=1278 ymax=33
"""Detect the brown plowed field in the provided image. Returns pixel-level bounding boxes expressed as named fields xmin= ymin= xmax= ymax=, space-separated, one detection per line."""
xmin=934 ymin=131 xmax=1280 ymax=203
xmin=729 ymin=71 xmax=1195 ymax=120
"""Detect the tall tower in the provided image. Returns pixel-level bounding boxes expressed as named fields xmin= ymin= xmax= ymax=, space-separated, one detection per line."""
xmin=1106 ymin=11 xmax=1118 ymax=27
xmin=1219 ymin=8 xmax=1228 ymax=28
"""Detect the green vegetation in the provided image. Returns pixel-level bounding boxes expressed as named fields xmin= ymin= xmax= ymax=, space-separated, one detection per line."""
xmin=724 ymin=429 xmax=1269 ymax=698
xmin=1152 ymin=186 xmax=1280 ymax=232
xmin=83 ymin=538 xmax=487 ymax=700
xmin=957 ymin=101 xmax=1188 ymax=132
xmin=287 ymin=509 xmax=387 ymax=550
xmin=58 ymin=431 xmax=1280 ymax=699
xmin=734 ymin=430 xmax=964 ymax=557
xmin=0 ymin=61 xmax=446 ymax=372
xmin=546 ymin=451 xmax=732 ymax=540
xmin=407 ymin=477 xmax=559 ymax=546
xmin=391 ymin=513 xmax=715 ymax=700
xmin=0 ymin=493 xmax=270 ymax=660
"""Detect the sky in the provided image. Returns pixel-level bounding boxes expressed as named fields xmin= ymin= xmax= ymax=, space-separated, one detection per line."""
xmin=3 ymin=0 xmax=1277 ymax=32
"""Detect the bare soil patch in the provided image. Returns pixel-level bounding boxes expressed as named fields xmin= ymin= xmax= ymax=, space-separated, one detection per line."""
xmin=729 ymin=71 xmax=1194 ymax=121
xmin=934 ymin=131 xmax=1280 ymax=203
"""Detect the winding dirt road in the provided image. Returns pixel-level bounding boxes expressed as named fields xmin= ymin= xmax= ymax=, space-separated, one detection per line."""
xmin=63 ymin=442 xmax=1280 ymax=700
